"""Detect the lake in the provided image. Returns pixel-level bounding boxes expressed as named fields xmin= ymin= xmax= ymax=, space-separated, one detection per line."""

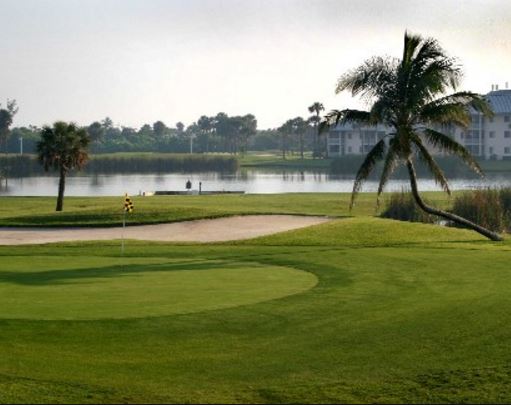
xmin=1 ymin=170 xmax=511 ymax=196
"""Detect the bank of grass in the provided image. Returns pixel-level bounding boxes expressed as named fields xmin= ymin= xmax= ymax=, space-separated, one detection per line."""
xmin=0 ymin=192 xmax=455 ymax=227
xmin=1 ymin=217 xmax=511 ymax=403
xmin=239 ymin=151 xmax=332 ymax=170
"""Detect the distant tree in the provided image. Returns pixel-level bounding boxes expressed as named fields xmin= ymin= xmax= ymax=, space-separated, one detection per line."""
xmin=122 ymin=126 xmax=139 ymax=147
xmin=6 ymin=126 xmax=40 ymax=154
xmin=0 ymin=99 xmax=18 ymax=154
xmin=37 ymin=122 xmax=90 ymax=211
xmin=278 ymin=120 xmax=293 ymax=159
xmin=197 ymin=115 xmax=213 ymax=153
xmin=153 ymin=120 xmax=167 ymax=138
xmin=238 ymin=114 xmax=257 ymax=155
xmin=249 ymin=129 xmax=280 ymax=151
xmin=214 ymin=113 xmax=236 ymax=153
xmin=176 ymin=121 xmax=185 ymax=136
xmin=290 ymin=117 xmax=308 ymax=159
xmin=308 ymin=102 xmax=324 ymax=158
xmin=185 ymin=122 xmax=199 ymax=153
xmin=87 ymin=121 xmax=105 ymax=143
xmin=101 ymin=117 xmax=113 ymax=130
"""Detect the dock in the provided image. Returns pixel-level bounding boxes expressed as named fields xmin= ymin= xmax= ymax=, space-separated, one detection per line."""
xmin=153 ymin=190 xmax=245 ymax=196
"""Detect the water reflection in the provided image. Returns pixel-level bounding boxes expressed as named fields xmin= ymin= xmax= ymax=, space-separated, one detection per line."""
xmin=0 ymin=170 xmax=511 ymax=196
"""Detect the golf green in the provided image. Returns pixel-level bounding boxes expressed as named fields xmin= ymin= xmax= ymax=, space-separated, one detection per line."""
xmin=0 ymin=256 xmax=317 ymax=320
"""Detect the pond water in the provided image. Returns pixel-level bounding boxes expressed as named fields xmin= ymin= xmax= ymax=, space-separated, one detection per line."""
xmin=1 ymin=170 xmax=511 ymax=196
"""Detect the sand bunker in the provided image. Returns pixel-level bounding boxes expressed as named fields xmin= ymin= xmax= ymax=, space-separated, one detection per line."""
xmin=0 ymin=215 xmax=332 ymax=245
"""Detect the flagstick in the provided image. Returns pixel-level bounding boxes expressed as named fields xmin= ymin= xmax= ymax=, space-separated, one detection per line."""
xmin=121 ymin=210 xmax=126 ymax=257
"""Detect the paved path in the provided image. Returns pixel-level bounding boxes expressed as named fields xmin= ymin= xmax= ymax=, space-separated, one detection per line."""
xmin=0 ymin=215 xmax=332 ymax=245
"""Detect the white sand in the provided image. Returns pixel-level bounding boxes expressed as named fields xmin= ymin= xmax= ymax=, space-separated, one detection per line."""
xmin=0 ymin=215 xmax=332 ymax=245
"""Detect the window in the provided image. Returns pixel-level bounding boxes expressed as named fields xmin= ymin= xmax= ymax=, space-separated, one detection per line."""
xmin=329 ymin=145 xmax=339 ymax=153
xmin=348 ymin=146 xmax=352 ymax=153
xmin=505 ymin=147 xmax=511 ymax=154
xmin=328 ymin=132 xmax=339 ymax=140
xmin=505 ymin=115 xmax=510 ymax=123
xmin=359 ymin=146 xmax=363 ymax=153
xmin=489 ymin=147 xmax=494 ymax=154
xmin=489 ymin=131 xmax=495 ymax=138
xmin=505 ymin=131 xmax=511 ymax=138
xmin=347 ymin=133 xmax=352 ymax=139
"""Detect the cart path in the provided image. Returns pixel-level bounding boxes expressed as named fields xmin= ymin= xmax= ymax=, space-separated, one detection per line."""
xmin=0 ymin=215 xmax=333 ymax=245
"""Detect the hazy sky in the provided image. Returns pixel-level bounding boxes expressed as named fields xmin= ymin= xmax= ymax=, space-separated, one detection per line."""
xmin=1 ymin=0 xmax=510 ymax=130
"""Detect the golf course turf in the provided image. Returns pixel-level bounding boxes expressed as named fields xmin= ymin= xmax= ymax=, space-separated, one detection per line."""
xmin=1 ymin=193 xmax=510 ymax=403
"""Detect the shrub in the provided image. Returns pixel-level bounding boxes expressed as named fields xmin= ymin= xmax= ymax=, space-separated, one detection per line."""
xmin=381 ymin=191 xmax=435 ymax=223
xmin=499 ymin=188 xmax=511 ymax=214
xmin=450 ymin=188 xmax=506 ymax=233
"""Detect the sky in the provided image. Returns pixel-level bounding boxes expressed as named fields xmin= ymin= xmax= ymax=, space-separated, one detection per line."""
xmin=1 ymin=0 xmax=511 ymax=130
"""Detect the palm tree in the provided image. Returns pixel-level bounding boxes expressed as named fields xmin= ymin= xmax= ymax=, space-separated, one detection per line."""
xmin=37 ymin=121 xmax=90 ymax=211
xmin=322 ymin=31 xmax=502 ymax=241
xmin=278 ymin=120 xmax=293 ymax=160
xmin=290 ymin=117 xmax=307 ymax=159
xmin=308 ymin=102 xmax=324 ymax=158
xmin=197 ymin=115 xmax=212 ymax=153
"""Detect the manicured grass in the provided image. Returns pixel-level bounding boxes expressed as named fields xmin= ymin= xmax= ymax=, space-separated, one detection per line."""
xmin=0 ymin=256 xmax=315 ymax=320
xmin=1 ymin=196 xmax=511 ymax=403
xmin=0 ymin=192 xmax=455 ymax=227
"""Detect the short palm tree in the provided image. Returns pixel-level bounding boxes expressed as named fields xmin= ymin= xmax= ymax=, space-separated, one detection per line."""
xmin=308 ymin=102 xmax=325 ymax=158
xmin=37 ymin=121 xmax=90 ymax=211
xmin=322 ymin=31 xmax=502 ymax=241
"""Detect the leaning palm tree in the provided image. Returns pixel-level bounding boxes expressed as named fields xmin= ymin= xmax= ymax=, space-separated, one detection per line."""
xmin=37 ymin=121 xmax=90 ymax=211
xmin=322 ymin=31 xmax=502 ymax=241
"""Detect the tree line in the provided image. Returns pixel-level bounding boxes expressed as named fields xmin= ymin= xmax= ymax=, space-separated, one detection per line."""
xmin=0 ymin=105 xmax=328 ymax=158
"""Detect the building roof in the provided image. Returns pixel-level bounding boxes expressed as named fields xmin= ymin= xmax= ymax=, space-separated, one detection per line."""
xmin=486 ymin=90 xmax=511 ymax=114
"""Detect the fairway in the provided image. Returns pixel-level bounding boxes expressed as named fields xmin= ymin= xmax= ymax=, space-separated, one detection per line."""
xmin=0 ymin=256 xmax=316 ymax=320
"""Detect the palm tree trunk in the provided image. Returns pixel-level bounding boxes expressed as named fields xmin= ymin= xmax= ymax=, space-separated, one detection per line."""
xmin=406 ymin=159 xmax=502 ymax=241
xmin=300 ymin=134 xmax=304 ymax=160
xmin=56 ymin=167 xmax=66 ymax=212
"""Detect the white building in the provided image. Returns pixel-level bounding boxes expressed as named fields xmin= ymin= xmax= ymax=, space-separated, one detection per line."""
xmin=327 ymin=88 xmax=511 ymax=160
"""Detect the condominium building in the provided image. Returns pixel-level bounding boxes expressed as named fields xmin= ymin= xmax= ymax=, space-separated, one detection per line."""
xmin=327 ymin=88 xmax=511 ymax=160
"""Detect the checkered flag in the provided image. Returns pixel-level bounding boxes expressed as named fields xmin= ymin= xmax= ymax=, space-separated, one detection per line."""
xmin=124 ymin=194 xmax=134 ymax=213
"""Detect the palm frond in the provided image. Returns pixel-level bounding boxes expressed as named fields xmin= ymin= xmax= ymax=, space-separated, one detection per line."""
xmin=420 ymin=91 xmax=493 ymax=126
xmin=423 ymin=128 xmax=483 ymax=176
xmin=399 ymin=32 xmax=462 ymax=111
xmin=402 ymin=31 xmax=422 ymax=65
xmin=319 ymin=109 xmax=373 ymax=134
xmin=411 ymin=133 xmax=451 ymax=194
xmin=350 ymin=138 xmax=387 ymax=209
xmin=420 ymin=102 xmax=471 ymax=127
xmin=336 ymin=56 xmax=398 ymax=100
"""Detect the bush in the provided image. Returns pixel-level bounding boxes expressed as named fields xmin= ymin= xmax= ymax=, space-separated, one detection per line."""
xmin=450 ymin=188 xmax=506 ymax=233
xmin=381 ymin=191 xmax=435 ymax=223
